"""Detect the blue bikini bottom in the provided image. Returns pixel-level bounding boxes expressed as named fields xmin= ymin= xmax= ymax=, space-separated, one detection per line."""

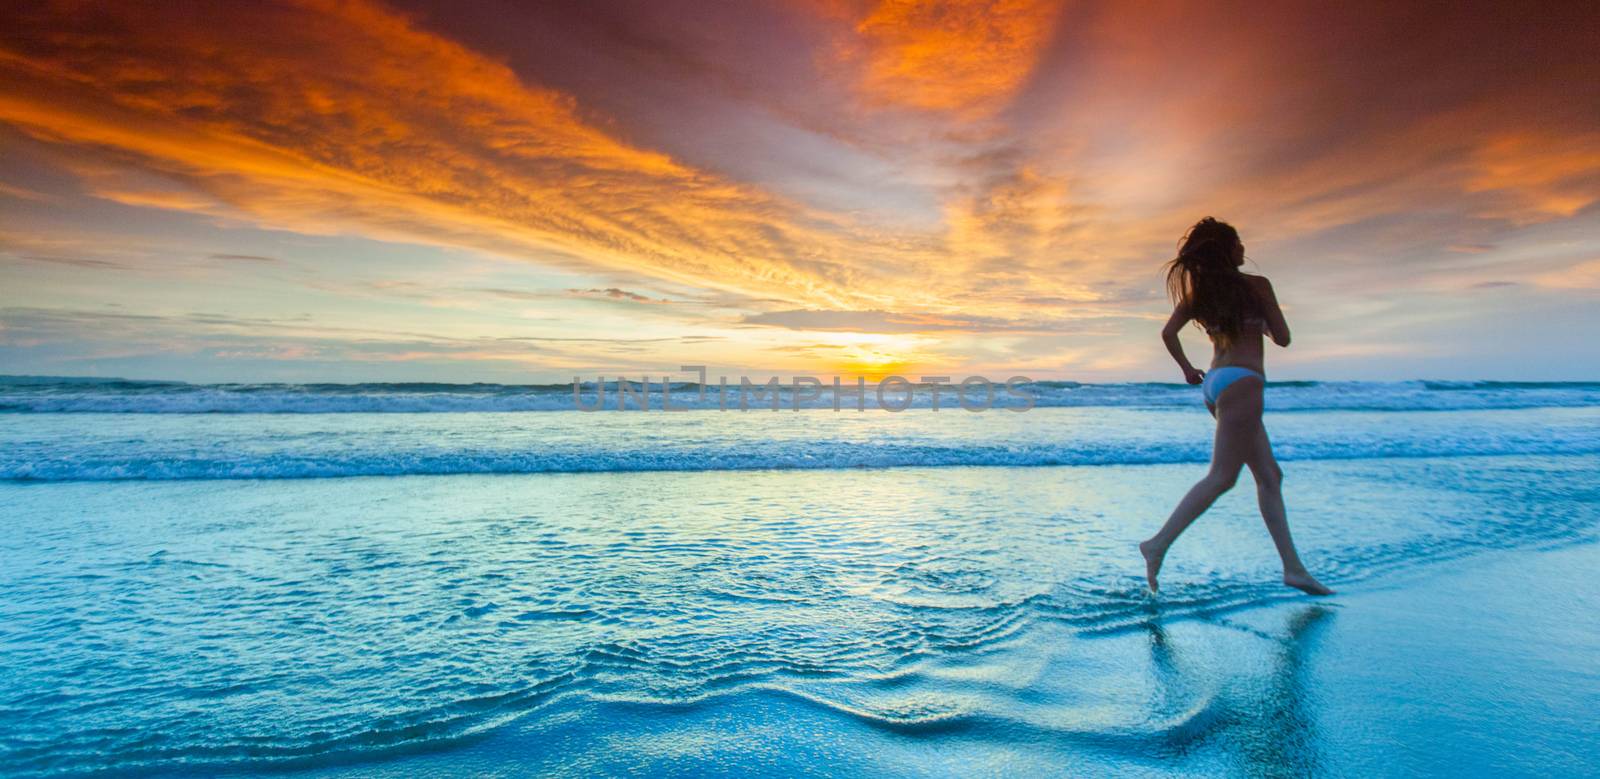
xmin=1202 ymin=366 xmax=1264 ymax=405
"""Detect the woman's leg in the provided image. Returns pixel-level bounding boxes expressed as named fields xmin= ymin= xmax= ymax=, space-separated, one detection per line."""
xmin=1140 ymin=378 xmax=1262 ymax=592
xmin=1244 ymin=426 xmax=1333 ymax=595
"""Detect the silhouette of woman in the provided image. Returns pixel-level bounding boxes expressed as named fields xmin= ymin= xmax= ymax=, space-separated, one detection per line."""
xmin=1139 ymin=217 xmax=1332 ymax=595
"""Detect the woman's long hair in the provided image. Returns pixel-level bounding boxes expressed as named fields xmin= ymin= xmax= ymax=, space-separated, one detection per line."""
xmin=1165 ymin=217 xmax=1254 ymax=347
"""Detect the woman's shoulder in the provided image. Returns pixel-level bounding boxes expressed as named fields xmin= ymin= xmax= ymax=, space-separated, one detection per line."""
xmin=1240 ymin=273 xmax=1276 ymax=297
xmin=1239 ymin=274 xmax=1275 ymax=320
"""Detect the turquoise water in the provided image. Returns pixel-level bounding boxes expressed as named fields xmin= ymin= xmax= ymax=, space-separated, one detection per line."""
xmin=1 ymin=382 xmax=1597 ymax=775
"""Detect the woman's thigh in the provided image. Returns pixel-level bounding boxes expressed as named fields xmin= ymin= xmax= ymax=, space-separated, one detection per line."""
xmin=1210 ymin=377 xmax=1265 ymax=472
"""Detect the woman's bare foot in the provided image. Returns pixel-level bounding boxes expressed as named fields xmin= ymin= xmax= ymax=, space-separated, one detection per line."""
xmin=1139 ymin=539 xmax=1164 ymax=593
xmin=1283 ymin=569 xmax=1334 ymax=596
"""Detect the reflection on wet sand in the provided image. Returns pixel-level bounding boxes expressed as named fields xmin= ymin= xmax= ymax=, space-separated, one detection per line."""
xmin=1145 ymin=605 xmax=1334 ymax=776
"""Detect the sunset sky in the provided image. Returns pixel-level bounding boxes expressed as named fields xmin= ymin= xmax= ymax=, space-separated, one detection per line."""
xmin=2 ymin=0 xmax=1597 ymax=383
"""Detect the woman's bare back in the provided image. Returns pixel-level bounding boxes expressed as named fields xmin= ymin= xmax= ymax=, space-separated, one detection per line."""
xmin=1207 ymin=275 xmax=1288 ymax=373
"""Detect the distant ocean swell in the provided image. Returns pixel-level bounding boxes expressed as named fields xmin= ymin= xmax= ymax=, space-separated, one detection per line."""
xmin=2 ymin=377 xmax=1598 ymax=413
xmin=4 ymin=427 xmax=1596 ymax=481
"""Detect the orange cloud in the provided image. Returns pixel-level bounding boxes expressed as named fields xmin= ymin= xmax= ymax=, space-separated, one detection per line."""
xmin=824 ymin=0 xmax=1061 ymax=116
xmin=1533 ymin=259 xmax=1600 ymax=290
xmin=0 ymin=0 xmax=918 ymax=310
xmin=1466 ymin=132 xmax=1600 ymax=224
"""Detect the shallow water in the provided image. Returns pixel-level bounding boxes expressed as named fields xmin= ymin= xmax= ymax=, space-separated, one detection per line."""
xmin=1 ymin=391 xmax=1598 ymax=775
xmin=1 ymin=462 xmax=1595 ymax=772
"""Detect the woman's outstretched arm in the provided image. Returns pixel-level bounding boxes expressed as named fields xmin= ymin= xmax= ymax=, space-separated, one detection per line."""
xmin=1162 ymin=304 xmax=1204 ymax=384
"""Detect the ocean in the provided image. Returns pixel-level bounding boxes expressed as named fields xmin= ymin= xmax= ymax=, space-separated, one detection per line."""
xmin=2 ymin=378 xmax=1596 ymax=776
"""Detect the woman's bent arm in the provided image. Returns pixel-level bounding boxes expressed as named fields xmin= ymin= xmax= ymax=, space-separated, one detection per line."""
xmin=1162 ymin=305 xmax=1204 ymax=383
xmin=1252 ymin=277 xmax=1291 ymax=347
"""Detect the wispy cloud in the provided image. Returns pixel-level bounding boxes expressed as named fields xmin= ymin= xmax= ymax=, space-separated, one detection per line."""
xmin=11 ymin=254 xmax=125 ymax=270
xmin=0 ymin=306 xmax=719 ymax=378
xmin=738 ymin=307 xmax=1099 ymax=334
xmin=565 ymin=287 xmax=673 ymax=304
xmin=0 ymin=180 xmax=54 ymax=201
xmin=207 ymin=253 xmax=280 ymax=263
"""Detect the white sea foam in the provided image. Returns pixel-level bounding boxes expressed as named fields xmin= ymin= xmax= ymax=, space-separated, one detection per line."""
xmin=2 ymin=402 xmax=1595 ymax=481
